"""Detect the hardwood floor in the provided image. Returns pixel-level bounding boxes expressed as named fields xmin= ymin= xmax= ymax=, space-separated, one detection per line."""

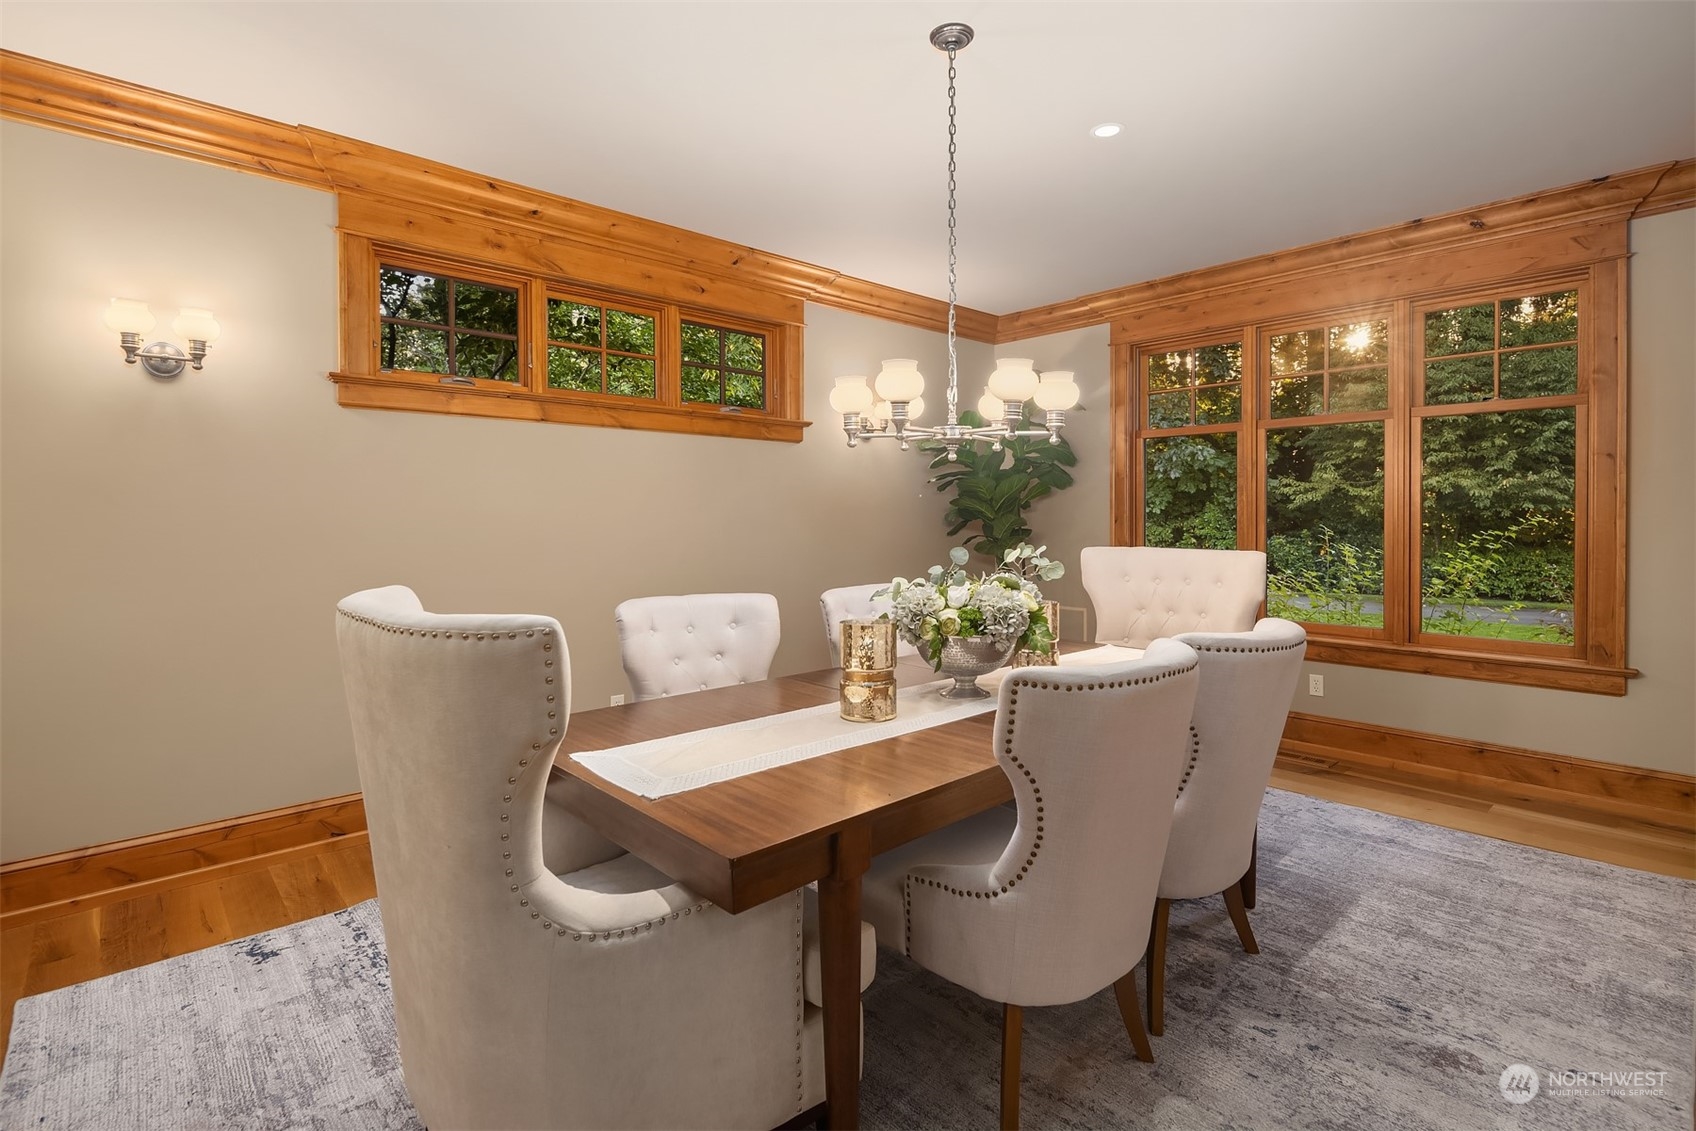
xmin=0 ymin=838 xmax=376 ymax=1074
xmin=0 ymin=765 xmax=1689 ymax=1077
xmin=1271 ymin=754 xmax=1695 ymax=880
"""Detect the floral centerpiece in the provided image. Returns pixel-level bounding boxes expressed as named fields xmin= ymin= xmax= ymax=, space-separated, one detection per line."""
xmin=877 ymin=543 xmax=1065 ymax=672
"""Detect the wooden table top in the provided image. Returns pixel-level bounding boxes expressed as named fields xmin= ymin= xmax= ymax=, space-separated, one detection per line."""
xmin=549 ymin=658 xmax=1011 ymax=913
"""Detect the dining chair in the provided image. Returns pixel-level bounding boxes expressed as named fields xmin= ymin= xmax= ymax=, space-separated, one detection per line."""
xmin=1079 ymin=545 xmax=1266 ymax=648
xmin=336 ymin=585 xmax=863 ymax=1130
xmin=615 ymin=592 xmax=781 ymax=701
xmin=819 ymin=583 xmax=918 ymax=663
xmin=859 ymin=641 xmax=1201 ymax=1130
xmin=1145 ymin=617 xmax=1307 ymax=1038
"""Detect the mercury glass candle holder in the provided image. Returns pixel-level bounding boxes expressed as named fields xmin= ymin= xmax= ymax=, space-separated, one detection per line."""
xmin=839 ymin=619 xmax=897 ymax=722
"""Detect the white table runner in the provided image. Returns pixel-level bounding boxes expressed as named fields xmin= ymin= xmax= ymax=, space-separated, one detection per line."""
xmin=571 ymin=680 xmax=997 ymax=799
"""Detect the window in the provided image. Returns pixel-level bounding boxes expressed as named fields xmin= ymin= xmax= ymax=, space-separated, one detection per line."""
xmin=334 ymin=235 xmax=805 ymax=443
xmin=380 ymin=265 xmax=520 ymax=382
xmin=681 ymin=321 xmax=766 ymax=409
xmin=1115 ymin=236 xmax=1629 ymax=694
xmin=546 ymin=294 xmax=658 ymax=399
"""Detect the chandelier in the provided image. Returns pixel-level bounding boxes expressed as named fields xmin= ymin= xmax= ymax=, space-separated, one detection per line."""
xmin=830 ymin=22 xmax=1080 ymax=462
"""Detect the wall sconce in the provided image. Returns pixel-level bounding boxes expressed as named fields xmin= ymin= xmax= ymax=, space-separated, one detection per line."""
xmin=103 ymin=299 xmax=221 ymax=379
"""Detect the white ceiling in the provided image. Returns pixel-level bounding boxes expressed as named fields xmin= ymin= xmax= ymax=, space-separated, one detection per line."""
xmin=4 ymin=2 xmax=1693 ymax=312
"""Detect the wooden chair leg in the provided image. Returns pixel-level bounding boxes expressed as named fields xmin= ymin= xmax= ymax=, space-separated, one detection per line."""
xmin=1240 ymin=827 xmax=1258 ymax=910
xmin=1146 ymin=898 xmax=1170 ymax=1036
xmin=1000 ymin=1003 xmax=1023 ymax=1131
xmin=1111 ymin=969 xmax=1155 ymax=1063
xmin=1222 ymin=881 xmax=1260 ymax=954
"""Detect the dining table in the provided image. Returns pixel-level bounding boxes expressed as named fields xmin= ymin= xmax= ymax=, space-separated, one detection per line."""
xmin=548 ymin=653 xmax=1016 ymax=1130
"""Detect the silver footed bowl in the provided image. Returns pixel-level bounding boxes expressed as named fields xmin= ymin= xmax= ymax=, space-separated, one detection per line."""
xmin=935 ymin=635 xmax=1016 ymax=699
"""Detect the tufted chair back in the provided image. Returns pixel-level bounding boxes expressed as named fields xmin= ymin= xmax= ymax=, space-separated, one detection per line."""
xmin=336 ymin=586 xmax=817 ymax=1129
xmin=819 ymin=583 xmax=919 ymax=663
xmin=1159 ymin=618 xmax=1307 ymax=901
xmin=614 ymin=593 xmax=781 ymax=702
xmin=902 ymin=640 xmax=1200 ymax=1007
xmin=1080 ymin=546 xmax=1266 ymax=648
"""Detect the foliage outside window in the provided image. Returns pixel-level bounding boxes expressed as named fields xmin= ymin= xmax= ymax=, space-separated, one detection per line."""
xmin=1125 ymin=269 xmax=1624 ymax=694
xmin=380 ymin=266 xmax=520 ymax=382
xmin=681 ymin=321 xmax=766 ymax=409
xmin=547 ymin=295 xmax=658 ymax=399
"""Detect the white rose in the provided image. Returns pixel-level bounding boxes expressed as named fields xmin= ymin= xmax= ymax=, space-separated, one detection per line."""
xmin=946 ymin=585 xmax=971 ymax=609
xmin=937 ymin=608 xmax=961 ymax=634
xmin=1020 ymin=590 xmax=1040 ymax=611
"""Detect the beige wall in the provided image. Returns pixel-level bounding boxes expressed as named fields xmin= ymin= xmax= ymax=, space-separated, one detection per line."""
xmin=992 ymin=325 xmax=1113 ymax=641
xmin=1005 ymin=210 xmax=1696 ymax=776
xmin=0 ymin=122 xmax=972 ymax=860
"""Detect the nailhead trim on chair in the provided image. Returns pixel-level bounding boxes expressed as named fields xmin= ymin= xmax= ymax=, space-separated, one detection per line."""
xmin=901 ymin=660 xmax=1198 ymax=952
xmin=1175 ymin=724 xmax=1201 ymax=799
xmin=1187 ymin=639 xmax=1305 ymax=655
xmin=790 ymin=895 xmax=805 ymax=1109
xmin=338 ymin=610 xmax=716 ymax=944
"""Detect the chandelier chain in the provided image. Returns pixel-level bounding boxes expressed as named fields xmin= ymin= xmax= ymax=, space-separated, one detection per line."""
xmin=945 ymin=48 xmax=959 ymax=426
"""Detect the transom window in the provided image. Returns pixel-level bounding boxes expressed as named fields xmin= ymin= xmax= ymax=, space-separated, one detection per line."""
xmin=682 ymin=321 xmax=766 ymax=409
xmin=339 ymin=239 xmax=804 ymax=443
xmin=380 ymin=266 xmax=520 ymax=382
xmin=547 ymin=295 xmax=658 ymax=399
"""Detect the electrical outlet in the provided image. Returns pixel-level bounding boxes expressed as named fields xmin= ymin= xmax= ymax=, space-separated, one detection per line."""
xmin=610 ymin=693 xmax=626 ymax=706
xmin=1307 ymin=674 xmax=1324 ymax=697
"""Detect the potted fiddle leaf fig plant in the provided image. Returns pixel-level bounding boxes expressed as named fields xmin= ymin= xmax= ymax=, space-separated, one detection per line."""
xmin=919 ymin=406 xmax=1078 ymax=563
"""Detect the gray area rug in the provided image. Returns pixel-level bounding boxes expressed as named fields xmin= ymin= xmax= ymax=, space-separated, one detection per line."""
xmin=3 ymin=790 xmax=1691 ymax=1130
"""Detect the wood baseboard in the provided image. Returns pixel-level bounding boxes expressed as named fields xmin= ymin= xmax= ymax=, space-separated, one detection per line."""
xmin=1279 ymin=712 xmax=1694 ymax=828
xmin=6 ymin=715 xmax=1687 ymax=928
xmin=0 ymin=794 xmax=367 ymax=930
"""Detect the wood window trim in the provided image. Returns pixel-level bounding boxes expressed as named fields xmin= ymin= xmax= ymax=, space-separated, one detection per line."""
xmin=1111 ymin=223 xmax=1633 ymax=696
xmin=333 ymin=233 xmax=809 ymax=443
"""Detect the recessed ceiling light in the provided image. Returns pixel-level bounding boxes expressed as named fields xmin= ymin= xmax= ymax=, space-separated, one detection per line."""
xmin=1091 ymin=122 xmax=1122 ymax=139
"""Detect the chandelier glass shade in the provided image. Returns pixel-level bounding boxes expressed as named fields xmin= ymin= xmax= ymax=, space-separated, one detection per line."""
xmin=833 ymin=23 xmax=1080 ymax=461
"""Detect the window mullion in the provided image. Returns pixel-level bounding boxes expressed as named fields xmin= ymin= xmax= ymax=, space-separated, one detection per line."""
xmin=1384 ymin=299 xmax=1416 ymax=644
xmin=1240 ymin=326 xmax=1262 ymax=552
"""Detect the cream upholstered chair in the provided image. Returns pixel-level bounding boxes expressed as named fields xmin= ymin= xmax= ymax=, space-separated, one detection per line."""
xmin=1079 ymin=546 xmax=1266 ymax=648
xmin=861 ymin=642 xmax=1200 ymax=1129
xmin=615 ymin=592 xmax=780 ymax=702
xmin=336 ymin=586 xmax=855 ymax=1130
xmin=819 ymin=583 xmax=918 ymax=662
xmin=1145 ymin=617 xmax=1306 ymax=1037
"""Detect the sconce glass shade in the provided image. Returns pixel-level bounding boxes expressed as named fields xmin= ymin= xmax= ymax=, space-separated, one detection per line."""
xmin=986 ymin=357 xmax=1039 ymax=402
xmin=172 ymin=308 xmax=221 ymax=344
xmin=905 ymin=395 xmax=925 ymax=422
xmin=103 ymin=298 xmax=155 ymax=335
xmin=867 ymin=400 xmax=892 ymax=426
xmin=874 ymin=358 xmax=924 ymax=403
xmin=977 ymin=391 xmax=1006 ymax=419
xmin=1033 ymin=371 xmax=1081 ymax=410
xmin=829 ymin=376 xmax=875 ymax=414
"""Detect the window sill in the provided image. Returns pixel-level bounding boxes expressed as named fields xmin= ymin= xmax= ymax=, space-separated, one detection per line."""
xmin=329 ymin=372 xmax=810 ymax=443
xmin=1303 ymin=635 xmax=1637 ymax=695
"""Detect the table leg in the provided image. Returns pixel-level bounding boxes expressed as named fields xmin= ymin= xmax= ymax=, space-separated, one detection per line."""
xmin=818 ymin=826 xmax=870 ymax=1130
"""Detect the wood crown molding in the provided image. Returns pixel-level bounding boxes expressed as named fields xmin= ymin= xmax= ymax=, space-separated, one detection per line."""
xmin=1280 ymin=712 xmax=1693 ymax=827
xmin=4 ymin=50 xmax=1688 ymax=346
xmin=998 ymin=157 xmax=1696 ymax=343
xmin=0 ymin=49 xmax=995 ymax=341
xmin=0 ymin=49 xmax=330 ymax=188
